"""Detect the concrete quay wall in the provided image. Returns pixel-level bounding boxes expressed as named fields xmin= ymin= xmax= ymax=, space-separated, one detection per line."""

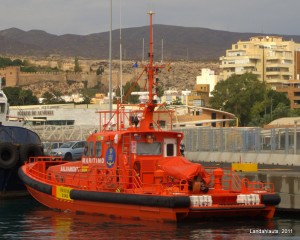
xmin=238 ymin=172 xmax=300 ymax=211
xmin=186 ymin=151 xmax=300 ymax=166
xmin=187 ymin=151 xmax=300 ymax=211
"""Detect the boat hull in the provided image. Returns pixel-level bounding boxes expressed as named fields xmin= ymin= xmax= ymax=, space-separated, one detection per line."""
xmin=26 ymin=186 xmax=188 ymax=223
xmin=20 ymin=166 xmax=278 ymax=222
xmin=0 ymin=166 xmax=28 ymax=199
xmin=0 ymin=125 xmax=43 ymax=199
xmin=25 ymin=184 xmax=277 ymax=222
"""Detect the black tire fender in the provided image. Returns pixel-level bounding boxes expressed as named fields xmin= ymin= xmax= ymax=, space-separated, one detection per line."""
xmin=0 ymin=143 xmax=18 ymax=169
xmin=261 ymin=194 xmax=281 ymax=206
xmin=20 ymin=144 xmax=43 ymax=164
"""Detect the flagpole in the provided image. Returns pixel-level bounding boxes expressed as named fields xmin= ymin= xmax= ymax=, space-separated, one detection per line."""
xmin=109 ymin=0 xmax=112 ymax=116
xmin=161 ymin=39 xmax=163 ymax=62
xmin=142 ymin=38 xmax=144 ymax=62
xmin=119 ymin=0 xmax=123 ymax=103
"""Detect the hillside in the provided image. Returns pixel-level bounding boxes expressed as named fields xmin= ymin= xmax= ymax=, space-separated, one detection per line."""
xmin=19 ymin=60 xmax=220 ymax=98
xmin=1 ymin=25 xmax=300 ymax=60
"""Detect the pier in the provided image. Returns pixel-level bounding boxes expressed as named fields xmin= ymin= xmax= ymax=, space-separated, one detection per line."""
xmin=182 ymin=126 xmax=300 ymax=211
xmin=187 ymin=151 xmax=300 ymax=211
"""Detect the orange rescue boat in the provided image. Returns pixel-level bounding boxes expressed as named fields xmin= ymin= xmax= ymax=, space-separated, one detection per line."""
xmin=18 ymin=12 xmax=280 ymax=223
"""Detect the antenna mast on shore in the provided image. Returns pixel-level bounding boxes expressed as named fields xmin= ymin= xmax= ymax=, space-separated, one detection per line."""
xmin=119 ymin=0 xmax=123 ymax=103
xmin=109 ymin=0 xmax=112 ymax=116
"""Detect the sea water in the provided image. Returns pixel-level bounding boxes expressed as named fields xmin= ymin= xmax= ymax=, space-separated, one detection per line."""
xmin=0 ymin=197 xmax=299 ymax=239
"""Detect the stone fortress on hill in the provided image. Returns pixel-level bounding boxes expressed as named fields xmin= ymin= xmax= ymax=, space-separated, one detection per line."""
xmin=0 ymin=55 xmax=219 ymax=97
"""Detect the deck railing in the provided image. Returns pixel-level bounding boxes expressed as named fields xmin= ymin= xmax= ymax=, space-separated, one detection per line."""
xmin=25 ymin=157 xmax=274 ymax=195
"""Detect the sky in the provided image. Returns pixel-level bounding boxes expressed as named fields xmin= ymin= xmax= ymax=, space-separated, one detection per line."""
xmin=1 ymin=0 xmax=300 ymax=36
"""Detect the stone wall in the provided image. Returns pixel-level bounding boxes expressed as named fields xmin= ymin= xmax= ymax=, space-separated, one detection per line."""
xmin=0 ymin=66 xmax=100 ymax=88
xmin=0 ymin=66 xmax=20 ymax=86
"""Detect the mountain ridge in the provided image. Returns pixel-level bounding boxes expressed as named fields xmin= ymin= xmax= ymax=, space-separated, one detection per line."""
xmin=1 ymin=25 xmax=300 ymax=60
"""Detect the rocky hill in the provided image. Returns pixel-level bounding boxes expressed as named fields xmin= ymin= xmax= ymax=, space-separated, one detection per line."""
xmin=3 ymin=24 xmax=299 ymax=98
xmin=1 ymin=25 xmax=300 ymax=60
xmin=20 ymin=60 xmax=219 ymax=98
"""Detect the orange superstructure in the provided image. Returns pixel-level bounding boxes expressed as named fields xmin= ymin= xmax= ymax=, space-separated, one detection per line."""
xmin=18 ymin=12 xmax=280 ymax=223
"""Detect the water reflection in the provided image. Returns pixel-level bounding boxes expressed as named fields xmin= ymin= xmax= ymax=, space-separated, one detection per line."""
xmin=0 ymin=197 xmax=299 ymax=239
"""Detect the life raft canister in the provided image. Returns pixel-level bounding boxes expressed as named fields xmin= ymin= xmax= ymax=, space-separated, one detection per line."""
xmin=0 ymin=143 xmax=18 ymax=169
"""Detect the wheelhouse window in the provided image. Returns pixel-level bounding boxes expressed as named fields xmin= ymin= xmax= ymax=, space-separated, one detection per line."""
xmin=89 ymin=142 xmax=94 ymax=156
xmin=96 ymin=141 xmax=102 ymax=157
xmin=166 ymin=143 xmax=174 ymax=156
xmin=137 ymin=142 xmax=161 ymax=155
xmin=0 ymin=103 xmax=5 ymax=113
xmin=83 ymin=142 xmax=88 ymax=156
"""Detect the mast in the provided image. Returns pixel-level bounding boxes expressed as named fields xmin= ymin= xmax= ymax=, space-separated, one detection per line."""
xmin=161 ymin=39 xmax=164 ymax=62
xmin=148 ymin=11 xmax=154 ymax=102
xmin=109 ymin=0 xmax=113 ymax=116
xmin=138 ymin=11 xmax=157 ymax=130
xmin=119 ymin=0 xmax=123 ymax=103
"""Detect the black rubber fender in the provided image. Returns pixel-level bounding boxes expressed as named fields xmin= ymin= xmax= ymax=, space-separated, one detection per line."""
xmin=18 ymin=167 xmax=52 ymax=195
xmin=261 ymin=193 xmax=281 ymax=206
xmin=20 ymin=144 xmax=43 ymax=164
xmin=70 ymin=190 xmax=191 ymax=208
xmin=0 ymin=143 xmax=18 ymax=169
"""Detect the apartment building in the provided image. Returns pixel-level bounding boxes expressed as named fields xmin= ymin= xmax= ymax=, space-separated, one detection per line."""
xmin=276 ymin=80 xmax=300 ymax=109
xmin=196 ymin=68 xmax=220 ymax=97
xmin=220 ymin=36 xmax=300 ymax=85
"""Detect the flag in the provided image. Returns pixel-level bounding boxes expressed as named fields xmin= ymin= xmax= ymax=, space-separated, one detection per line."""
xmin=167 ymin=63 xmax=172 ymax=72
xmin=132 ymin=62 xmax=138 ymax=68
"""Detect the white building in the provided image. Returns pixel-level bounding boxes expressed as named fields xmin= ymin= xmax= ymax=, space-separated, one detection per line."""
xmin=160 ymin=88 xmax=191 ymax=105
xmin=196 ymin=68 xmax=219 ymax=97
xmin=219 ymin=36 xmax=300 ymax=85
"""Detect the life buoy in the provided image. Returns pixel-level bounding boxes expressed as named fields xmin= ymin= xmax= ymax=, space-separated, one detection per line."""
xmin=0 ymin=143 xmax=18 ymax=169
xmin=19 ymin=144 xmax=43 ymax=164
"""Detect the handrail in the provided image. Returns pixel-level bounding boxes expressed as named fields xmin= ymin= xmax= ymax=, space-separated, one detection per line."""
xmin=25 ymin=159 xmax=275 ymax=194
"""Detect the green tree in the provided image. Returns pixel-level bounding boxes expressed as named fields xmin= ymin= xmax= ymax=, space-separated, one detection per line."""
xmin=96 ymin=66 xmax=104 ymax=75
xmin=11 ymin=59 xmax=23 ymax=66
xmin=0 ymin=57 xmax=13 ymax=68
xmin=81 ymin=95 xmax=91 ymax=104
xmin=210 ymin=73 xmax=291 ymax=126
xmin=74 ymin=57 xmax=81 ymax=72
xmin=120 ymin=82 xmax=141 ymax=104
xmin=210 ymin=73 xmax=267 ymax=126
xmin=272 ymin=102 xmax=290 ymax=120
xmin=21 ymin=66 xmax=37 ymax=72
xmin=3 ymin=87 xmax=20 ymax=105
xmin=41 ymin=91 xmax=54 ymax=104
xmin=19 ymin=89 xmax=39 ymax=105
xmin=41 ymin=91 xmax=65 ymax=104
xmin=3 ymin=87 xmax=38 ymax=105
xmin=172 ymin=97 xmax=183 ymax=105
xmin=156 ymin=85 xmax=164 ymax=99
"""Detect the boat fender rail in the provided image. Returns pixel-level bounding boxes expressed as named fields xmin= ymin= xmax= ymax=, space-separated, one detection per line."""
xmin=70 ymin=190 xmax=190 ymax=208
xmin=261 ymin=193 xmax=281 ymax=206
xmin=0 ymin=143 xmax=19 ymax=169
xmin=18 ymin=167 xmax=52 ymax=195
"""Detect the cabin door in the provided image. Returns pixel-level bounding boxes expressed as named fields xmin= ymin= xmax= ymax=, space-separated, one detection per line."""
xmin=163 ymin=138 xmax=177 ymax=157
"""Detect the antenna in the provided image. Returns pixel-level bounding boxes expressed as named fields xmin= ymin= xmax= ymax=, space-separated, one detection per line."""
xmin=161 ymin=39 xmax=164 ymax=62
xmin=119 ymin=0 xmax=123 ymax=103
xmin=148 ymin=10 xmax=154 ymax=101
xmin=142 ymin=38 xmax=145 ymax=62
xmin=109 ymin=0 xmax=112 ymax=116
